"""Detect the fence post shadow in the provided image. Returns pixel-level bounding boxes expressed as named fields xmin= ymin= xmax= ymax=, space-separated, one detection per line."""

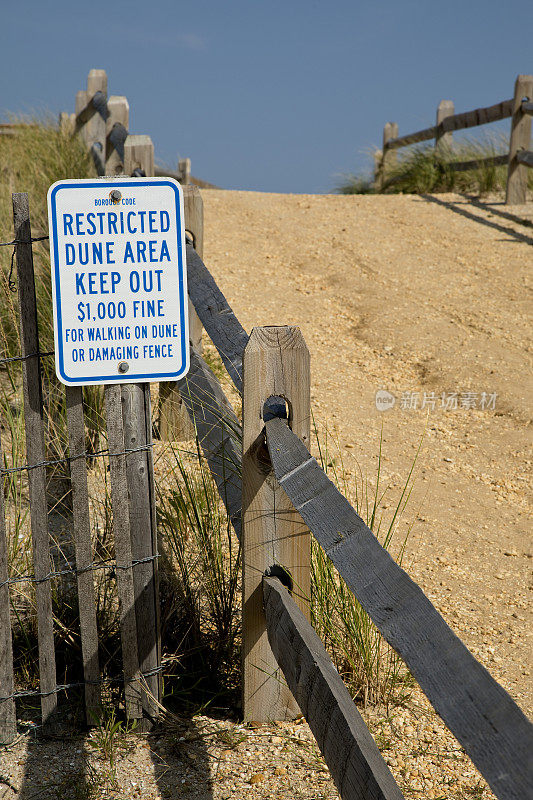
xmin=12 ymin=584 xmax=214 ymax=799
xmin=418 ymin=193 xmax=533 ymax=245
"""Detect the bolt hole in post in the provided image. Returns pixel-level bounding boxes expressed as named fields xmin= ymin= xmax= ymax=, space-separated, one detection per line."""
xmin=262 ymin=395 xmax=290 ymax=423
xmin=263 ymin=394 xmax=293 ymax=592
xmin=253 ymin=397 xmax=290 ymax=473
xmin=264 ymin=564 xmax=293 ymax=593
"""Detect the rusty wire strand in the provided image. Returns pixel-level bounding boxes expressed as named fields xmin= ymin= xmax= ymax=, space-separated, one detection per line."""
xmin=0 ymin=553 xmax=159 ymax=590
xmin=0 ymin=235 xmax=49 ymax=291
xmin=1 ymin=443 xmax=153 ymax=477
xmin=0 ymin=664 xmax=164 ymax=703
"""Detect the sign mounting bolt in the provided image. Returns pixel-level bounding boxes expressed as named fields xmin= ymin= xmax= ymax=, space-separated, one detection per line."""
xmin=110 ymin=189 xmax=122 ymax=203
xmin=118 ymin=361 xmax=129 ymax=374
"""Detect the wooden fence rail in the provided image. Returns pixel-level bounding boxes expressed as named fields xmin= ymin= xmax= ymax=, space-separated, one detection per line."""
xmin=377 ymin=73 xmax=533 ymax=204
xmin=263 ymin=576 xmax=405 ymax=800
xmin=264 ymin=416 xmax=533 ymax=800
xmin=172 ymin=235 xmax=533 ymax=799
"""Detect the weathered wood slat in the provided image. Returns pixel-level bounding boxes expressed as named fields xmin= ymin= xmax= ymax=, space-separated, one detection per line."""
xmin=159 ymin=186 xmax=205 ymax=441
xmin=386 ymin=99 xmax=513 ymax=151
xmin=385 ymin=126 xmax=436 ymax=150
xmin=105 ymin=95 xmax=129 ymax=175
xmin=263 ymin=577 xmax=405 ymax=800
xmin=449 ymin=153 xmax=508 ymax=172
xmin=265 ymin=417 xmax=533 ymax=800
xmin=65 ymin=387 xmax=101 ymax=723
xmin=0 ymin=123 xmax=38 ymax=136
xmin=439 ymin=98 xmax=513 ymax=133
xmin=178 ymin=348 xmax=242 ymax=538
xmin=379 ymin=122 xmax=399 ymax=189
xmin=121 ymin=383 xmax=160 ymax=723
xmin=74 ymin=90 xmax=109 ymax=132
xmin=104 ymin=385 xmax=142 ymax=720
xmin=13 ymin=193 xmax=58 ymax=729
xmin=0 ymin=427 xmax=16 ymax=744
xmin=435 ymin=100 xmax=454 ymax=153
xmin=186 ymin=243 xmax=248 ymax=394
xmin=142 ymin=383 xmax=161 ymax=703
xmin=183 ymin=186 xmax=204 ymax=356
xmin=75 ymin=71 xmax=108 ymax=176
xmin=106 ymin=122 xmax=128 ymax=170
xmin=107 ymin=122 xmax=128 ymax=157
xmin=516 ymin=149 xmax=533 ymax=168
xmin=124 ymin=135 xmax=154 ymax=178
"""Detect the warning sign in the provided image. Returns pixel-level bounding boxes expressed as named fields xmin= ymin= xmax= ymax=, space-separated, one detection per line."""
xmin=47 ymin=177 xmax=189 ymax=386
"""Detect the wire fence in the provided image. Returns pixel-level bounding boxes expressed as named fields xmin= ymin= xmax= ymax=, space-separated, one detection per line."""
xmin=0 ymin=234 xmax=49 ymax=291
xmin=0 ymin=553 xmax=159 ymax=590
xmin=0 ymin=664 xmax=164 ymax=704
xmin=1 ymin=194 xmax=163 ymax=738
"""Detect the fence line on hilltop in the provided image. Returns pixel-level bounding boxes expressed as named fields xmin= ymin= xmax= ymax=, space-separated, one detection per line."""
xmin=376 ymin=74 xmax=533 ymax=204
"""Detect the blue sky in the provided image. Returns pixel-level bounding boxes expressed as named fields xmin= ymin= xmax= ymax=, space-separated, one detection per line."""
xmin=1 ymin=1 xmax=531 ymax=193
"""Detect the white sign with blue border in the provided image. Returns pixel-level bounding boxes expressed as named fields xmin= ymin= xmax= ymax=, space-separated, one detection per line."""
xmin=47 ymin=177 xmax=189 ymax=386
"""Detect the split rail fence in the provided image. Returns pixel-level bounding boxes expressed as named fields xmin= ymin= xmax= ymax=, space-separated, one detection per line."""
xmin=1 ymin=68 xmax=532 ymax=800
xmin=175 ymin=238 xmax=533 ymax=800
xmin=376 ymin=73 xmax=533 ymax=204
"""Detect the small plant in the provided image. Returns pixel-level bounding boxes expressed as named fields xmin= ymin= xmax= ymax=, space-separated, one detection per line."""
xmin=465 ymin=783 xmax=487 ymax=798
xmin=213 ymin=727 xmax=247 ymax=749
xmin=87 ymin=705 xmax=137 ymax=785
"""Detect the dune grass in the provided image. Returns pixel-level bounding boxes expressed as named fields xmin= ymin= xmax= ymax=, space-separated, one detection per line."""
xmin=0 ymin=118 xmax=103 ymax=470
xmin=337 ymin=134 xmax=533 ymax=197
xmin=308 ymin=421 xmax=420 ymax=709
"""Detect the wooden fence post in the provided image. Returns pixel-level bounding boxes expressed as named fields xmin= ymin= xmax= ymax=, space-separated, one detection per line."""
xmin=104 ymin=386 xmax=143 ymax=722
xmin=105 ymin=96 xmax=129 ymax=175
xmin=183 ymin=185 xmax=204 ymax=356
xmin=506 ymin=74 xmax=533 ymax=204
xmin=76 ymin=69 xmax=108 ymax=175
xmin=120 ymin=383 xmax=160 ymax=725
xmin=379 ymin=122 xmax=398 ymax=190
xmin=105 ymin=381 xmax=161 ymax=726
xmin=0 ymin=427 xmax=16 ymax=744
xmin=99 ymin=156 xmax=160 ymax=716
xmin=242 ymin=326 xmax=311 ymax=722
xmin=435 ymin=100 xmax=454 ymax=154
xmin=12 ymin=194 xmax=58 ymax=730
xmin=65 ymin=388 xmax=101 ymax=724
xmin=178 ymin=158 xmax=191 ymax=185
xmin=124 ymin=135 xmax=154 ymax=177
xmin=159 ymin=185 xmax=204 ymax=440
